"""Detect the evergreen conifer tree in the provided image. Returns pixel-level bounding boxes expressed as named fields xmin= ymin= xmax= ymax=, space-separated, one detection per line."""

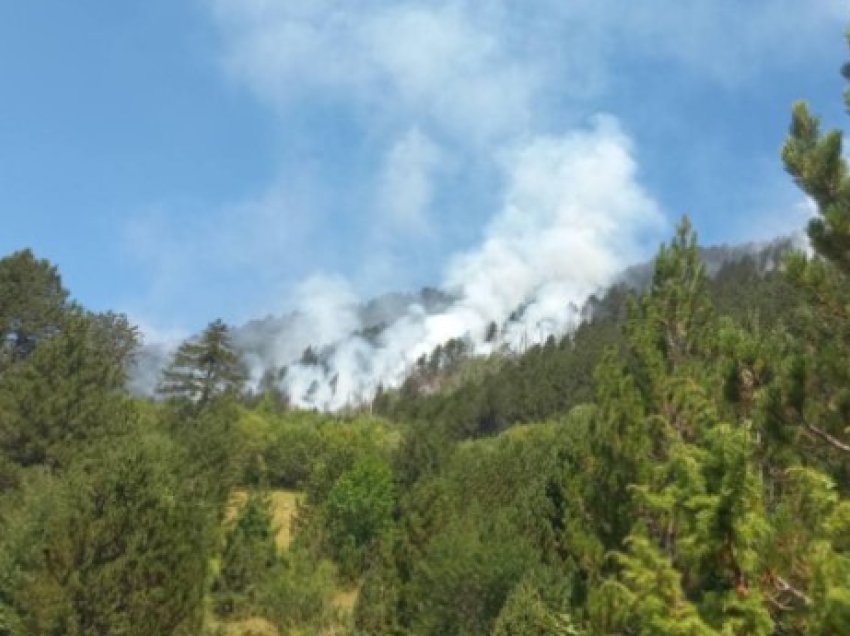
xmin=781 ymin=38 xmax=850 ymax=467
xmin=215 ymin=490 xmax=278 ymax=615
xmin=8 ymin=434 xmax=210 ymax=635
xmin=0 ymin=249 xmax=69 ymax=369
xmin=158 ymin=319 xmax=247 ymax=407
xmin=0 ymin=310 xmax=138 ymax=469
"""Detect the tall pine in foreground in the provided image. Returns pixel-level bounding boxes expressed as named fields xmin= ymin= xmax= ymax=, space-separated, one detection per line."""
xmin=781 ymin=37 xmax=850 ymax=475
xmin=768 ymin=26 xmax=850 ymax=631
xmin=589 ymin=219 xmax=772 ymax=634
xmin=587 ymin=29 xmax=850 ymax=634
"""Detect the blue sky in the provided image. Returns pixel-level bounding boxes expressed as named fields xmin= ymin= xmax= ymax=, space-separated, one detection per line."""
xmin=1 ymin=1 xmax=848 ymax=337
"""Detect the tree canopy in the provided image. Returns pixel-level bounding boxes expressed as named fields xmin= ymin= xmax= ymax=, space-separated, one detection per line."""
xmin=158 ymin=318 xmax=247 ymax=407
xmin=4 ymin=12 xmax=850 ymax=635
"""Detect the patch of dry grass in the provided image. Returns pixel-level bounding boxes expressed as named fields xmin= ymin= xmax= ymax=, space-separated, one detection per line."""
xmin=226 ymin=489 xmax=303 ymax=550
xmin=217 ymin=488 xmax=360 ymax=635
xmin=220 ymin=616 xmax=279 ymax=636
xmin=332 ymin=584 xmax=360 ymax=613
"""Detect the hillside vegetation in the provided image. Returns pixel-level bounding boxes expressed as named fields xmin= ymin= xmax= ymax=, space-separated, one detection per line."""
xmin=4 ymin=24 xmax=850 ymax=636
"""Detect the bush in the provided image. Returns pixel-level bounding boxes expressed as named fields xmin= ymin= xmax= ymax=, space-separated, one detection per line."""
xmin=215 ymin=491 xmax=278 ymax=616
xmin=323 ymin=458 xmax=396 ymax=579
xmin=260 ymin=548 xmax=338 ymax=632
xmin=407 ymin=519 xmax=538 ymax=636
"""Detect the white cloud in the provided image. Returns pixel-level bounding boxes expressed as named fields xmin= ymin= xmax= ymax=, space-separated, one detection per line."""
xmin=609 ymin=0 xmax=847 ymax=84
xmin=122 ymin=179 xmax=319 ymax=328
xmin=376 ymin=127 xmax=441 ymax=235
xmin=195 ymin=1 xmax=845 ymax=289
xmin=360 ymin=4 xmax=537 ymax=141
xmin=206 ymin=1 xmax=847 ymax=160
xmin=207 ymin=0 xmax=539 ymax=143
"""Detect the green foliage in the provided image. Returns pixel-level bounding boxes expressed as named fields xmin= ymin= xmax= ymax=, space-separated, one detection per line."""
xmin=584 ymin=350 xmax=653 ymax=550
xmin=355 ymin=420 xmax=584 ymax=634
xmin=780 ymin=36 xmax=850 ymax=479
xmin=643 ymin=216 xmax=714 ymax=367
xmin=172 ymin=397 xmax=244 ymax=517
xmin=212 ymin=488 xmax=341 ymax=633
xmin=783 ymin=101 xmax=850 ymax=272
xmin=237 ymin=408 xmax=399 ymax=495
xmin=2 ymin=432 xmax=211 ymax=635
xmin=259 ymin=548 xmax=338 ymax=632
xmin=158 ymin=319 xmax=247 ymax=407
xmin=0 ymin=309 xmax=139 ymax=470
xmin=354 ymin=534 xmax=403 ymax=634
xmin=407 ymin=519 xmax=538 ymax=636
xmin=492 ymin=578 xmax=579 ymax=636
xmin=764 ymin=467 xmax=850 ymax=633
xmin=0 ymin=249 xmax=69 ymax=367
xmin=215 ymin=491 xmax=279 ymax=616
xmin=323 ymin=458 xmax=395 ymax=579
xmin=591 ymin=532 xmax=718 ymax=635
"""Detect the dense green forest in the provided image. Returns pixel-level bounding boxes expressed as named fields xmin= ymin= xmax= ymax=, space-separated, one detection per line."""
xmin=4 ymin=28 xmax=850 ymax=636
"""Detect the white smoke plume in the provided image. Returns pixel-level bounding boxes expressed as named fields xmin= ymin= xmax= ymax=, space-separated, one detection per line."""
xmin=254 ymin=117 xmax=665 ymax=410
xmin=130 ymin=117 xmax=665 ymax=408
xmin=126 ymin=1 xmax=837 ymax=406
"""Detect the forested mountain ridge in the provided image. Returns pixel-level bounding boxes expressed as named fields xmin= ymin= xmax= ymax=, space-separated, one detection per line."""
xmin=374 ymin=235 xmax=802 ymax=438
xmin=2 ymin=26 xmax=850 ymax=636
xmin=128 ymin=286 xmax=458 ymax=398
xmin=130 ymin=235 xmax=798 ymax=412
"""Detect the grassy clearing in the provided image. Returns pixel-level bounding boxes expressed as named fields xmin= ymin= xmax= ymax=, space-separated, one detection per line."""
xmin=215 ymin=488 xmax=360 ymax=634
xmin=226 ymin=488 xmax=303 ymax=550
xmin=215 ymin=616 xmax=279 ymax=636
xmin=332 ymin=584 xmax=360 ymax=613
xmin=212 ymin=489 xmax=303 ymax=636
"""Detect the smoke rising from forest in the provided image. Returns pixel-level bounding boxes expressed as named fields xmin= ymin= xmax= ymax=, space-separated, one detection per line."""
xmin=220 ymin=117 xmax=665 ymax=410
xmin=122 ymin=1 xmax=833 ymax=407
xmin=130 ymin=116 xmax=807 ymax=410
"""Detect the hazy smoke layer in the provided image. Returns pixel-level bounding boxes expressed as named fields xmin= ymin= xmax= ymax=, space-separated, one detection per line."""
xmin=131 ymin=118 xmax=666 ymax=409
xmin=256 ymin=118 xmax=664 ymax=409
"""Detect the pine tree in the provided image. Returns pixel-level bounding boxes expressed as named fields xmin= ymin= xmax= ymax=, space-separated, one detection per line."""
xmin=761 ymin=467 xmax=850 ymax=632
xmin=590 ymin=219 xmax=780 ymax=633
xmin=591 ymin=532 xmax=717 ymax=635
xmin=215 ymin=490 xmax=278 ymax=616
xmin=8 ymin=433 xmax=211 ymax=635
xmin=625 ymin=216 xmax=714 ymax=411
xmin=780 ymin=40 xmax=850 ymax=468
xmin=158 ymin=318 xmax=247 ymax=407
xmin=0 ymin=249 xmax=69 ymax=368
xmin=584 ymin=350 xmax=652 ymax=551
xmin=0 ymin=310 xmax=139 ymax=470
xmin=493 ymin=578 xmax=578 ymax=636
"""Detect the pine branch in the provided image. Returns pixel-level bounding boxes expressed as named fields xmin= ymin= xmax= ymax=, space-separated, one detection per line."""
xmin=773 ymin=575 xmax=812 ymax=607
xmin=765 ymin=594 xmax=793 ymax=612
xmin=805 ymin=420 xmax=850 ymax=453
